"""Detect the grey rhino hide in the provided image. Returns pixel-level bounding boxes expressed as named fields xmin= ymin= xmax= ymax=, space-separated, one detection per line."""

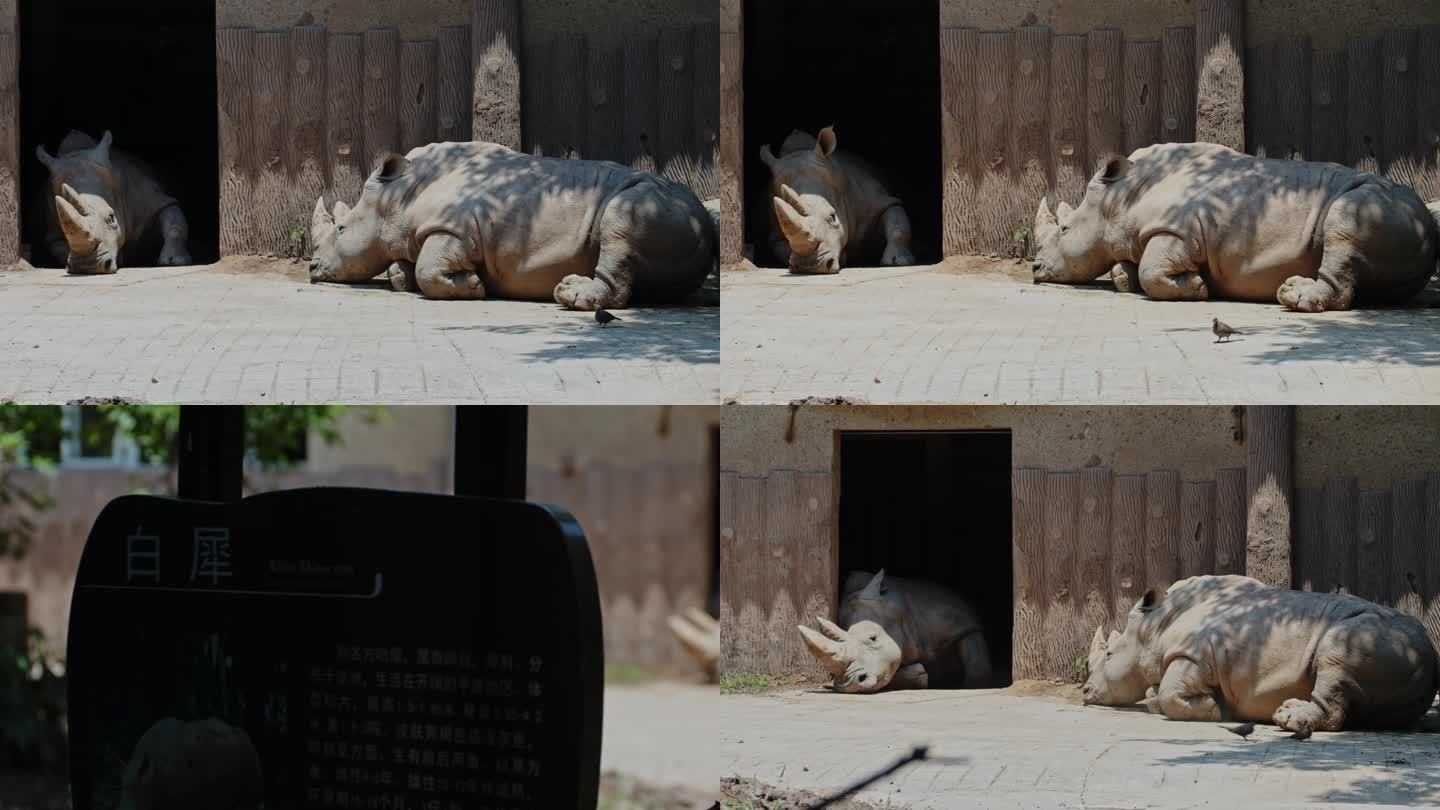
xmin=35 ymin=129 xmax=191 ymax=274
xmin=1030 ymin=142 xmax=1439 ymax=311
xmin=1083 ymin=575 xmax=1440 ymax=731
xmin=759 ymin=127 xmax=915 ymax=274
xmin=309 ymin=141 xmax=715 ymax=308
xmin=117 ymin=717 xmax=263 ymax=810
xmin=797 ymin=569 xmax=992 ymax=693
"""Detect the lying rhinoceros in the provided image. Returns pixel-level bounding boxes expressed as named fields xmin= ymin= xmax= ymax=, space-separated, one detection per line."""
xmin=668 ymin=607 xmax=719 ymax=681
xmin=35 ymin=130 xmax=192 ymax=274
xmin=118 ymin=717 xmax=263 ymax=810
xmin=1031 ymin=142 xmax=1439 ymax=311
xmin=759 ymin=127 xmax=915 ymax=274
xmin=797 ymin=569 xmax=991 ymax=693
xmin=1084 ymin=575 xmax=1439 ymax=731
xmin=308 ymin=141 xmax=715 ymax=308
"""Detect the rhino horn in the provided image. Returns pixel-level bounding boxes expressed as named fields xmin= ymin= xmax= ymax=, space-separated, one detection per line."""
xmin=797 ymin=623 xmax=849 ymax=676
xmin=773 ymin=196 xmax=815 ymax=250
xmin=815 ymin=615 xmax=848 ymax=642
xmin=667 ymin=614 xmax=719 ymax=669
xmin=55 ymin=196 xmax=97 ymax=251
xmin=759 ymin=144 xmax=777 ymax=169
xmin=1107 ymin=629 xmax=1121 ymax=647
xmin=859 ymin=569 xmax=887 ymax=598
xmin=1035 ymin=196 xmax=1057 ymax=228
xmin=311 ymin=196 xmax=333 ymax=230
xmin=333 ymin=200 xmax=351 ymax=220
xmin=778 ymin=184 xmax=807 ymax=215
xmin=92 ymin=130 xmax=113 ymax=165
xmin=683 ymin=607 xmax=719 ymax=634
xmin=1056 ymin=201 xmax=1075 ymax=223
xmin=60 ymin=184 xmax=86 ymax=213
xmin=35 ymin=145 xmax=57 ymax=171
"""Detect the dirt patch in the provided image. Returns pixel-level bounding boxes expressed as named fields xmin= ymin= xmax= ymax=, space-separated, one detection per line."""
xmin=208 ymin=254 xmax=311 ymax=282
xmin=600 ymin=771 xmax=714 ymax=810
xmin=722 ymin=776 xmax=887 ymax=810
xmin=1002 ymin=679 xmax=1084 ymax=704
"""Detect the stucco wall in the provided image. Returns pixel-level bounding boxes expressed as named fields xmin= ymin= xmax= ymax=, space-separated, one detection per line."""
xmin=306 ymin=407 xmax=452 ymax=482
xmin=1248 ymin=0 xmax=1440 ymax=49
xmin=940 ymin=0 xmax=1191 ymax=37
xmin=721 ymin=406 xmax=1246 ymax=479
xmin=530 ymin=406 xmax=718 ymax=472
xmin=1295 ymin=407 xmax=1440 ymax=491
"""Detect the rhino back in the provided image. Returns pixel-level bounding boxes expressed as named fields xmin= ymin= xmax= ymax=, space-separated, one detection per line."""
xmin=770 ymin=142 xmax=902 ymax=253
xmin=840 ymin=573 xmax=985 ymax=670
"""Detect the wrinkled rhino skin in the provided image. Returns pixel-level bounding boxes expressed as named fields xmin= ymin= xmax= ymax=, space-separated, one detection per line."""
xmin=797 ymin=569 xmax=991 ymax=693
xmin=759 ymin=127 xmax=915 ymax=274
xmin=117 ymin=717 xmax=263 ymax=810
xmin=1032 ymin=142 xmax=1439 ymax=311
xmin=1084 ymin=575 xmax=1440 ymax=731
xmin=36 ymin=129 xmax=191 ymax=274
xmin=309 ymin=141 xmax=715 ymax=308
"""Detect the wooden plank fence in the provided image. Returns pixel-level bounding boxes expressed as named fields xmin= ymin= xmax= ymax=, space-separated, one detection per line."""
xmin=1294 ymin=472 xmax=1440 ymax=656
xmin=529 ymin=462 xmax=713 ymax=679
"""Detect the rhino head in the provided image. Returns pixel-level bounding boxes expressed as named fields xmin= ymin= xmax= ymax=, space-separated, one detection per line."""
xmin=309 ymin=153 xmax=411 ymax=284
xmin=36 ymin=130 xmax=122 ymax=274
xmin=1082 ymin=588 xmax=1159 ymax=707
xmin=1031 ymin=157 xmax=1135 ymax=285
xmin=759 ymin=126 xmax=847 ymax=275
xmin=797 ymin=569 xmax=905 ymax=693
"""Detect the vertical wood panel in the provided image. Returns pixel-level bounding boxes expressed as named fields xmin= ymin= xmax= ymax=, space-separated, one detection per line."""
xmin=363 ymin=29 xmax=401 ymax=170
xmin=288 ymin=27 xmax=327 ymax=257
xmin=762 ymin=471 xmax=833 ymax=677
xmin=1245 ymin=406 xmax=1293 ymax=588
xmin=1322 ymin=477 xmax=1358 ymax=593
xmin=1123 ymin=41 xmax=1161 ymax=155
xmin=1293 ymin=487 xmax=1318 ymax=591
xmin=399 ymin=39 xmax=438 ymax=152
xmin=1215 ymin=467 xmax=1247 ymax=576
xmin=1110 ymin=475 xmax=1146 ymax=619
xmin=719 ymin=31 xmax=743 ymax=266
xmin=693 ymin=21 xmax=721 ymax=199
xmin=252 ymin=32 xmax=290 ymax=256
xmin=1357 ymin=491 xmax=1391 ymax=604
xmin=975 ymin=31 xmax=1014 ymax=256
xmin=217 ymin=28 xmax=255 ymax=256
xmin=436 ymin=26 xmax=472 ymax=143
xmin=325 ymin=34 xmax=365 ymax=208
xmin=1415 ymin=26 xmax=1440 ymax=203
xmin=1391 ymin=480 xmax=1426 ymax=619
xmin=1310 ymin=50 xmax=1348 ymax=165
xmin=1195 ymin=0 xmax=1246 ymax=150
xmin=1077 ymin=468 xmax=1113 ymax=644
xmin=942 ymin=28 xmax=980 ymax=256
xmin=1049 ymin=34 xmax=1088 ymax=208
xmin=1161 ymin=27 xmax=1196 ymax=144
xmin=551 ymin=34 xmax=587 ymax=158
xmin=658 ymin=27 xmax=696 ymax=186
xmin=1013 ymin=27 xmax=1051 ymax=258
xmin=1042 ymin=472 xmax=1079 ymax=679
xmin=624 ymin=34 xmax=659 ymax=174
xmin=1346 ymin=36 xmax=1382 ymax=174
xmin=1273 ymin=35 xmax=1311 ymax=159
xmin=1012 ymin=468 xmax=1047 ymax=680
xmin=523 ymin=38 xmax=551 ymax=155
xmin=586 ymin=49 xmax=625 ymax=162
xmin=1179 ymin=481 xmax=1215 ymax=579
xmin=1086 ymin=29 xmax=1124 ymax=172
xmin=719 ymin=473 xmax=764 ymax=675
xmin=1424 ymin=473 xmax=1440 ymax=650
xmin=1381 ymin=29 xmax=1418 ymax=185
xmin=470 ymin=0 xmax=523 ymax=150
xmin=795 ymin=473 xmax=836 ymax=672
xmin=0 ymin=34 xmax=15 ymax=264
xmin=1145 ymin=470 xmax=1180 ymax=594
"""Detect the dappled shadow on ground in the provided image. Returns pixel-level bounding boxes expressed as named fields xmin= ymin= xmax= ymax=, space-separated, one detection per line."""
xmin=1157 ymin=306 xmax=1440 ymax=366
xmin=438 ymin=307 xmax=719 ymax=367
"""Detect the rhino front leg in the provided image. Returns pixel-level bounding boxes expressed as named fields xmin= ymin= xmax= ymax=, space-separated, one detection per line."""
xmin=1154 ymin=658 xmax=1222 ymax=721
xmin=387 ymin=261 xmax=418 ymax=293
xmin=1111 ymin=261 xmax=1141 ymax=294
xmin=1138 ymin=234 xmax=1208 ymax=301
xmin=889 ymin=663 xmax=928 ymax=690
xmin=156 ymin=205 xmax=192 ymax=266
xmin=415 ymin=233 xmax=486 ymax=300
xmin=880 ymin=206 xmax=916 ymax=267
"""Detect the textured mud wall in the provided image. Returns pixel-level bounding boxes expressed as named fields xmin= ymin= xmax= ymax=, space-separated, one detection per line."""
xmin=1248 ymin=0 xmax=1440 ymax=50
xmin=217 ymin=0 xmax=467 ymax=37
xmin=940 ymin=0 xmax=1190 ymax=38
xmin=1295 ymin=407 xmax=1440 ymax=490
xmin=521 ymin=0 xmax=715 ymax=47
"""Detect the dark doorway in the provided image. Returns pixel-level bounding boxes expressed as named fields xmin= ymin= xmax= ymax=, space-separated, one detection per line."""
xmin=742 ymin=0 xmax=942 ymax=267
xmin=838 ymin=431 xmax=1012 ymax=687
xmin=20 ymin=0 xmax=219 ymax=267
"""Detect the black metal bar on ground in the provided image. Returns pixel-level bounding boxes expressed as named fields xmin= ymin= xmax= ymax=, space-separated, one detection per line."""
xmin=176 ymin=406 xmax=244 ymax=502
xmin=453 ymin=406 xmax=528 ymax=499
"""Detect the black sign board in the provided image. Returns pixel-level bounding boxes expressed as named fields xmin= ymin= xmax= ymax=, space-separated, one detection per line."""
xmin=66 ymin=487 xmax=602 ymax=810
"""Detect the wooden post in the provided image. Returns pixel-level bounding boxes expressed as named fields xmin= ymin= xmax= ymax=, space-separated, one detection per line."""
xmin=1048 ymin=33 xmax=1087 ymax=208
xmin=1416 ymin=26 xmax=1440 ymax=203
xmin=624 ymin=34 xmax=659 ymax=174
xmin=550 ymin=34 xmax=587 ymax=158
xmin=1013 ymin=27 xmax=1051 ymax=258
xmin=1381 ymin=29 xmax=1417 ymax=184
xmin=941 ymin=27 xmax=979 ymax=256
xmin=1423 ymin=473 xmax=1440 ymax=651
xmin=586 ymin=48 xmax=624 ymax=163
xmin=363 ymin=29 xmax=400 ymax=170
xmin=1245 ymin=406 xmax=1293 ymax=588
xmin=437 ymin=26 xmax=472 ymax=143
xmin=400 ymin=39 xmax=439 ymax=152
xmin=1086 ymin=29 xmax=1123 ymax=171
xmin=1077 ymin=467 xmax=1113 ymax=650
xmin=1042 ymin=472 xmax=1078 ymax=679
xmin=1122 ymin=40 xmax=1161 ymax=155
xmin=693 ymin=22 xmax=721 ymax=200
xmin=1144 ymin=470 xmax=1180 ymax=593
xmin=1195 ymin=0 xmax=1245 ymax=151
xmin=0 ymin=33 xmax=17 ymax=265
xmin=325 ymin=34 xmax=365 ymax=208
xmin=1215 ymin=467 xmax=1247 ymax=575
xmin=719 ymin=27 xmax=743 ymax=267
xmin=470 ymin=0 xmax=523 ymax=150
xmin=1310 ymin=49 xmax=1347 ymax=165
xmin=1161 ymin=27 xmax=1196 ymax=144
xmin=252 ymin=32 xmax=290 ymax=256
xmin=1347 ymin=36 xmax=1382 ymax=174
xmin=1110 ymin=475 xmax=1145 ymax=619
xmin=658 ymin=27 xmax=696 ymax=187
xmin=974 ymin=31 xmax=1013 ymax=256
xmin=1389 ymin=480 xmax=1425 ymax=617
xmin=217 ymin=28 xmax=255 ymax=257
xmin=288 ymin=26 xmax=327 ymax=256
xmin=1179 ymin=480 xmax=1216 ymax=579
xmin=1012 ymin=467 xmax=1047 ymax=680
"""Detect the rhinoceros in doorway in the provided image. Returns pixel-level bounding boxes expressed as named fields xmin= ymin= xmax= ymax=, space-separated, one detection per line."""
xmin=308 ymin=141 xmax=716 ymax=308
xmin=1030 ymin=142 xmax=1440 ymax=311
xmin=759 ymin=127 xmax=915 ymax=274
xmin=797 ymin=569 xmax=991 ymax=693
xmin=35 ymin=130 xmax=192 ymax=274
xmin=1083 ymin=575 xmax=1440 ymax=731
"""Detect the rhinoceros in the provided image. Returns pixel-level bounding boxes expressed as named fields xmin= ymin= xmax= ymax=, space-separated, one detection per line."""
xmin=668 ymin=607 xmax=720 ymax=681
xmin=308 ymin=141 xmax=715 ymax=308
xmin=797 ymin=569 xmax=991 ymax=693
xmin=1031 ymin=142 xmax=1439 ymax=311
xmin=35 ymin=130 xmax=192 ymax=274
xmin=1083 ymin=575 xmax=1440 ymax=731
xmin=759 ymin=127 xmax=915 ymax=274
xmin=118 ymin=717 xmax=263 ymax=810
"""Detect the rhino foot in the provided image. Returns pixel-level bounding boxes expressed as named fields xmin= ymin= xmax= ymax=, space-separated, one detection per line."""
xmin=1112 ymin=262 xmax=1141 ymax=294
xmin=388 ymin=261 xmax=418 ymax=293
xmin=555 ymin=273 xmax=626 ymax=311
xmin=1277 ymin=276 xmax=1336 ymax=313
xmin=882 ymin=245 xmax=916 ymax=267
xmin=158 ymin=243 xmax=191 ymax=267
xmin=1273 ymin=697 xmax=1333 ymax=731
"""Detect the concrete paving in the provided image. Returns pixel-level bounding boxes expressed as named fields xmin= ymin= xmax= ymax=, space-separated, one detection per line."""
xmin=603 ymin=683 xmax=717 ymax=791
xmin=0 ymin=263 xmax=718 ymax=405
xmin=721 ymin=262 xmax=1440 ymax=405
xmin=721 ymin=688 xmax=1440 ymax=809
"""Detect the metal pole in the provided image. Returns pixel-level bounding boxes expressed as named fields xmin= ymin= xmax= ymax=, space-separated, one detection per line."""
xmin=176 ymin=406 xmax=244 ymax=502
xmin=453 ymin=406 xmax=528 ymax=499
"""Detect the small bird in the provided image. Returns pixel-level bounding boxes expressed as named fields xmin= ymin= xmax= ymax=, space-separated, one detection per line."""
xmin=1288 ymin=725 xmax=1313 ymax=741
xmin=595 ymin=309 xmax=620 ymax=327
xmin=1221 ymin=722 xmax=1256 ymax=740
xmin=1212 ymin=317 xmax=1239 ymax=342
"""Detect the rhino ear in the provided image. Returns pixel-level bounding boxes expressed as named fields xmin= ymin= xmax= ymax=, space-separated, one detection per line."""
xmin=91 ymin=131 xmax=113 ymax=165
xmin=816 ymin=126 xmax=838 ymax=160
xmin=1137 ymin=588 xmax=1161 ymax=613
xmin=1098 ymin=156 xmax=1133 ymax=183
xmin=35 ymin=145 xmax=56 ymax=171
xmin=373 ymin=153 xmax=411 ymax=181
xmin=312 ymin=196 xmax=333 ymax=230
xmin=1056 ymin=201 xmax=1075 ymax=223
xmin=759 ymin=144 xmax=777 ymax=170
xmin=1034 ymin=196 xmax=1057 ymax=228
xmin=1107 ymin=629 xmax=1121 ymax=647
xmin=860 ymin=569 xmax=887 ymax=598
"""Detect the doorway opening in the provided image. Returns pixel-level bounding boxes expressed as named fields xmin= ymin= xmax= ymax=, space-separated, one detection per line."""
xmin=742 ymin=0 xmax=942 ymax=267
xmin=838 ymin=430 xmax=1012 ymax=687
xmin=20 ymin=0 xmax=219 ymax=267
